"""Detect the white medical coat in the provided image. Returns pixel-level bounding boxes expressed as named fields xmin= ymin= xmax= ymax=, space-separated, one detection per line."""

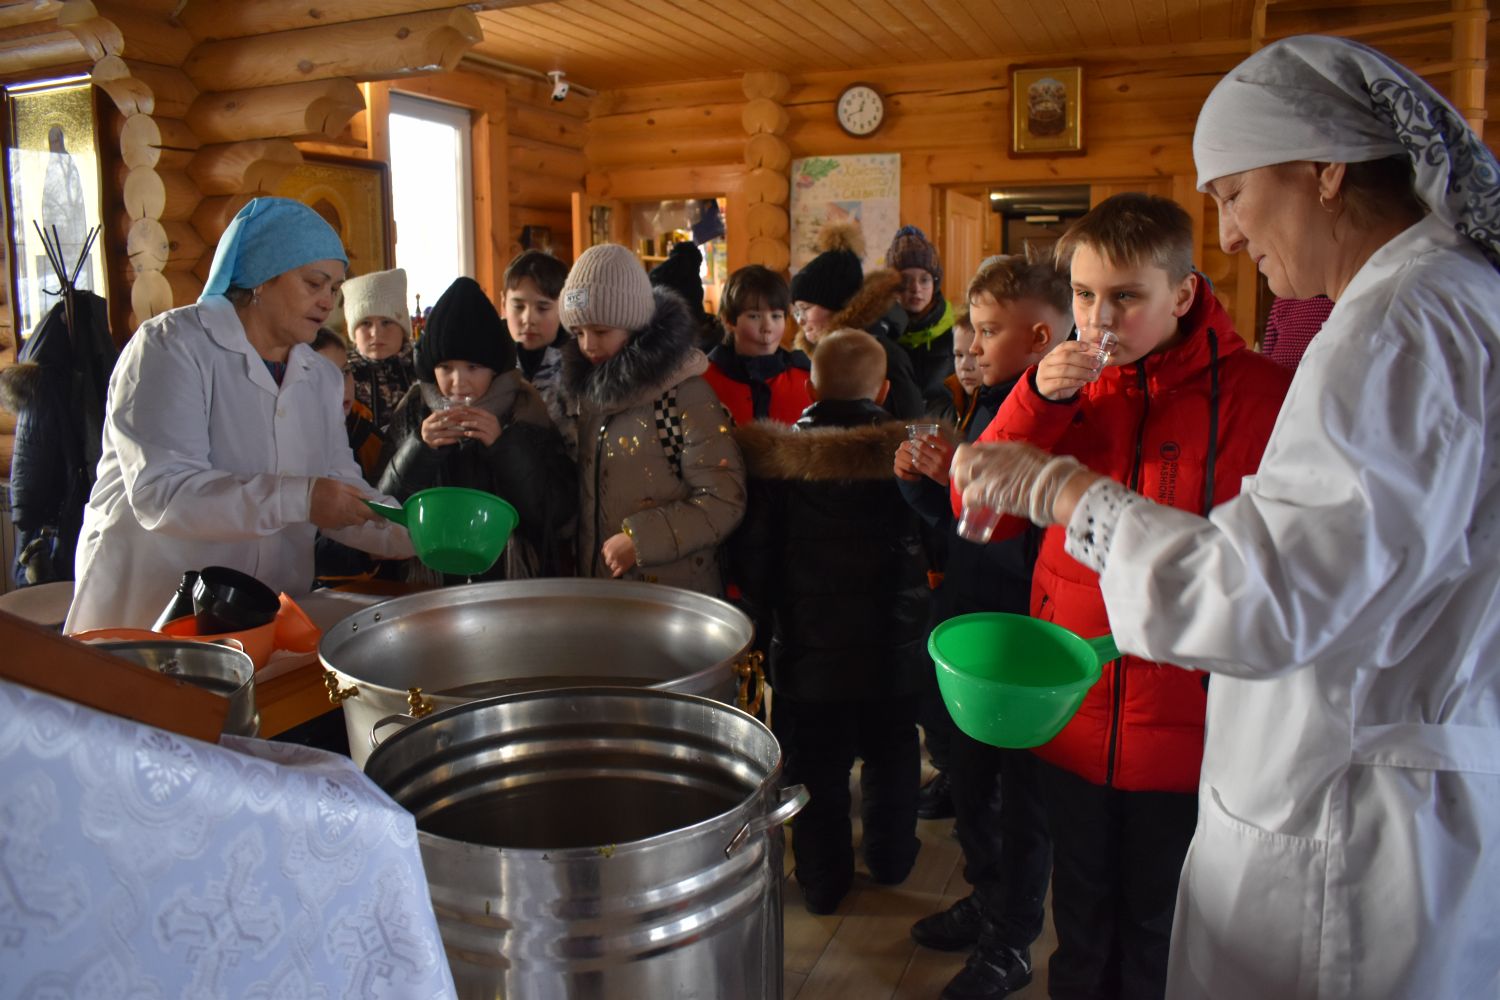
xmin=1098 ymin=216 xmax=1500 ymax=998
xmin=66 ymin=296 xmax=412 ymax=632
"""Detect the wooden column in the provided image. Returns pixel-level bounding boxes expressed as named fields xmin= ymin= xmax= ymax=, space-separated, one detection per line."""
xmin=1451 ymin=0 xmax=1487 ymax=138
xmin=59 ymin=0 xmax=203 ymax=327
xmin=741 ymin=71 xmax=790 ymax=273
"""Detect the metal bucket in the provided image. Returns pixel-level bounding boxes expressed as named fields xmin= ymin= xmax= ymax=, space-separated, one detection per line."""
xmin=319 ymin=579 xmax=761 ymax=766
xmin=96 ymin=639 xmax=259 ymax=738
xmin=363 ymin=687 xmax=808 ymax=1000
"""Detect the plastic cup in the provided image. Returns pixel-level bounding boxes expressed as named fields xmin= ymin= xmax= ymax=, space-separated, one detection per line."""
xmin=956 ymin=502 xmax=1003 ymax=543
xmin=1085 ymin=331 xmax=1119 ymax=379
xmin=906 ymin=422 xmax=940 ymax=461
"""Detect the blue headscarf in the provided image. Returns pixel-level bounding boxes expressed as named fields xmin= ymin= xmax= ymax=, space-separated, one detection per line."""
xmin=199 ymin=197 xmax=348 ymax=301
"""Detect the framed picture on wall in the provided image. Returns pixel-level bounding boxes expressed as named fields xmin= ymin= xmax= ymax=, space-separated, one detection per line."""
xmin=1010 ymin=65 xmax=1084 ymax=157
xmin=271 ymin=153 xmax=394 ymax=277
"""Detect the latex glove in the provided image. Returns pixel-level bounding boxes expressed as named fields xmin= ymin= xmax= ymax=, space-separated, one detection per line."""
xmin=953 ymin=442 xmax=1085 ymax=527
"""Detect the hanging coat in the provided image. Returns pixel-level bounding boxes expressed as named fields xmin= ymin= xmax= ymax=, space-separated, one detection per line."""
xmin=1090 ymin=217 xmax=1500 ymax=997
xmin=66 ymin=296 xmax=413 ymax=631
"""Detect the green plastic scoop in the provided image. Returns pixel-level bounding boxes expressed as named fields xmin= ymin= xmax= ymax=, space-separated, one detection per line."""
xmin=365 ymin=487 xmax=519 ymax=577
xmin=929 ymin=612 xmax=1117 ymax=749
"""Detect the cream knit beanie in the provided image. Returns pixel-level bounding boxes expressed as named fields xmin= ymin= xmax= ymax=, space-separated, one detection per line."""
xmin=341 ymin=267 xmax=412 ymax=339
xmin=560 ymin=244 xmax=654 ymax=331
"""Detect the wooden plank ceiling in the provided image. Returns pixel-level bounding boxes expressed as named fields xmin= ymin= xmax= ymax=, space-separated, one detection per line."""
xmin=471 ymin=0 xmax=1265 ymax=88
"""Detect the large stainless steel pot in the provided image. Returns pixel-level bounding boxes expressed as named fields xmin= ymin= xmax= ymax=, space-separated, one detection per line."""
xmin=363 ymin=687 xmax=808 ymax=1000
xmin=319 ymin=579 xmax=760 ymax=766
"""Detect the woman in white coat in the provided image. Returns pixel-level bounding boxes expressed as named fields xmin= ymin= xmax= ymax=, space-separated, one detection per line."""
xmin=953 ymin=36 xmax=1500 ymax=999
xmin=66 ymin=198 xmax=412 ymax=631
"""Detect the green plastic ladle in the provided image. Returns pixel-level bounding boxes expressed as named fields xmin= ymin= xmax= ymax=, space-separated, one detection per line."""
xmin=365 ymin=487 xmax=519 ymax=577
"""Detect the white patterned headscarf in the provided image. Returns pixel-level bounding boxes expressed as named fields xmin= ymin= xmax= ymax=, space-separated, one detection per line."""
xmin=1194 ymin=34 xmax=1500 ymax=268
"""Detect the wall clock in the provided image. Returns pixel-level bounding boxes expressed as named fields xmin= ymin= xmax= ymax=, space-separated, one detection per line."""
xmin=836 ymin=83 xmax=884 ymax=137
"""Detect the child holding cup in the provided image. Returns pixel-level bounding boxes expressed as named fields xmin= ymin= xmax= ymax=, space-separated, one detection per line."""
xmin=955 ymin=193 xmax=1291 ymax=999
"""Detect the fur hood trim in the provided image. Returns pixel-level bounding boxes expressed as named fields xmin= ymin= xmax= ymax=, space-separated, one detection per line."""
xmin=0 ymin=361 xmax=42 ymax=415
xmin=734 ymin=419 xmax=907 ymax=481
xmin=560 ymin=286 xmax=706 ymax=413
xmin=794 ymin=269 xmax=902 ymax=353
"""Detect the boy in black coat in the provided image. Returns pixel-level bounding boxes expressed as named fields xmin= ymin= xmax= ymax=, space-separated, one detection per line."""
xmin=731 ymin=329 xmax=931 ymax=915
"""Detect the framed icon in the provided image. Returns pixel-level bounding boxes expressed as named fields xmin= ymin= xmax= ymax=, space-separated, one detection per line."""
xmin=1010 ymin=66 xmax=1084 ymax=157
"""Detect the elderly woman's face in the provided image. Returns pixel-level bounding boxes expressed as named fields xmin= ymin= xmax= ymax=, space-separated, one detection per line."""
xmin=1208 ymin=163 xmax=1326 ymax=299
xmin=258 ymin=260 xmax=346 ymax=349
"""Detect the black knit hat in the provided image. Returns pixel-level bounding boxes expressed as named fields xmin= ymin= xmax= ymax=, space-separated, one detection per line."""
xmin=649 ymin=241 xmax=705 ymax=311
xmin=790 ymin=222 xmax=866 ymax=311
xmin=415 ymin=276 xmax=516 ymax=380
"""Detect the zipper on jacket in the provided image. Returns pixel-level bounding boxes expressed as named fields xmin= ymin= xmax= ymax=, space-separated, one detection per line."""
xmin=1106 ymin=361 xmax=1152 ymax=786
xmin=591 ymin=421 xmax=608 ymax=577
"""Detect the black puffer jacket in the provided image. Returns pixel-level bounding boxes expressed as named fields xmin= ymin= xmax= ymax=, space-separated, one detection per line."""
xmin=731 ymin=399 xmax=932 ymax=702
xmin=0 ymin=293 xmax=115 ymax=584
xmin=378 ymin=370 xmax=576 ymax=581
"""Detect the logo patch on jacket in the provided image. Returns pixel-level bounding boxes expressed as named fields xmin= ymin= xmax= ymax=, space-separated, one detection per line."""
xmin=1157 ymin=440 xmax=1180 ymax=504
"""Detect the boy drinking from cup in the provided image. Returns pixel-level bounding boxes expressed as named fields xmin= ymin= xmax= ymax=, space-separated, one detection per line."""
xmin=956 ymin=193 xmax=1291 ymax=999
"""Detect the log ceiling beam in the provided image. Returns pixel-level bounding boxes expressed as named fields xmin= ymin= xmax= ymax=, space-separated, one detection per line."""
xmin=187 ymin=79 xmax=366 ymax=144
xmin=182 ymin=7 xmax=484 ymax=91
xmin=179 ymin=0 xmax=543 ymax=42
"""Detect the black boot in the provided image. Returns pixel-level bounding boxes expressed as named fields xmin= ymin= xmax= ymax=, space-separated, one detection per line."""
xmin=917 ymin=770 xmax=956 ymax=819
xmin=910 ymin=894 xmax=983 ymax=951
xmin=939 ymin=943 xmax=1033 ymax=1000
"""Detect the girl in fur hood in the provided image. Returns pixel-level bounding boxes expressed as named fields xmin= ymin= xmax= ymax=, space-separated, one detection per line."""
xmin=789 ymin=222 xmax=924 ymax=419
xmin=558 ymin=244 xmax=746 ymax=596
xmin=378 ymin=276 xmax=576 ymax=582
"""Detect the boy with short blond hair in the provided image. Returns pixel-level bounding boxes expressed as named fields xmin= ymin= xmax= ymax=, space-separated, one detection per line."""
xmin=731 ymin=328 xmax=929 ymax=915
xmin=966 ymin=193 xmax=1291 ymax=999
xmin=898 ymin=254 xmax=1069 ymax=1000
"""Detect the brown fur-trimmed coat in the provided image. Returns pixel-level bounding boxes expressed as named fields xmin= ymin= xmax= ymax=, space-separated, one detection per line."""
xmin=729 ymin=399 xmax=931 ymax=702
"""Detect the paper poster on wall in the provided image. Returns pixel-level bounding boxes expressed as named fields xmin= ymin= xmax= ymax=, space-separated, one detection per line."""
xmin=789 ymin=154 xmax=901 ymax=275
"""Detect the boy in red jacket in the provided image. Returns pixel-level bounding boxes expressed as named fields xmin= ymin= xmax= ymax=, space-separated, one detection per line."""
xmin=963 ymin=193 xmax=1292 ymax=1000
xmin=703 ymin=264 xmax=812 ymax=426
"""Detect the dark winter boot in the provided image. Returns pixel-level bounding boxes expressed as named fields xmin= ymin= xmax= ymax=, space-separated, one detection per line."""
xmin=939 ymin=944 xmax=1033 ymax=1000
xmin=910 ymin=894 xmax=983 ymax=951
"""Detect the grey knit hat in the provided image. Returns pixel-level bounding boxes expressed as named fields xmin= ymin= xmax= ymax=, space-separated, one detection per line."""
xmin=341 ymin=267 xmax=411 ymax=338
xmin=560 ymin=244 xmax=654 ymax=331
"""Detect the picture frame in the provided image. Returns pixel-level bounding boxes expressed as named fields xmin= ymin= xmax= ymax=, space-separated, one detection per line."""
xmin=1010 ymin=65 xmax=1084 ymax=157
xmin=271 ymin=153 xmax=394 ymax=276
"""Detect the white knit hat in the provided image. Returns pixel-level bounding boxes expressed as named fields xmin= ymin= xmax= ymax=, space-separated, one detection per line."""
xmin=560 ymin=244 xmax=655 ymax=331
xmin=341 ymin=267 xmax=411 ymax=338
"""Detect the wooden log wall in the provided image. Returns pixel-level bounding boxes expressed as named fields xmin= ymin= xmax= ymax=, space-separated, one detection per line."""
xmin=503 ymin=68 xmax=589 ymax=265
xmin=586 ymin=51 xmax=1248 ymax=328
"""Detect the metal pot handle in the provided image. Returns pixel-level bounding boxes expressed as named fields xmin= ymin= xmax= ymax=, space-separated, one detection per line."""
xmin=369 ymin=714 xmax=418 ymax=752
xmin=724 ymin=784 xmax=809 ymax=858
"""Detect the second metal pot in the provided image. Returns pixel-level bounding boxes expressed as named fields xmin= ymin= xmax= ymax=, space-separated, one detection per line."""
xmin=318 ymin=579 xmax=760 ymax=765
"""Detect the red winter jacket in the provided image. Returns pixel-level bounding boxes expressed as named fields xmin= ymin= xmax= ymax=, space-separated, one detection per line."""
xmin=967 ymin=282 xmax=1292 ymax=792
xmin=703 ymin=345 xmax=814 ymax=426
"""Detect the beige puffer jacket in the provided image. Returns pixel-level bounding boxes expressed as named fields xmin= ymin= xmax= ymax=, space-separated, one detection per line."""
xmin=559 ymin=288 xmax=746 ymax=596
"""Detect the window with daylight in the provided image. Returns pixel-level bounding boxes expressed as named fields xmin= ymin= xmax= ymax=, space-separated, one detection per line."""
xmin=388 ymin=92 xmax=474 ymax=317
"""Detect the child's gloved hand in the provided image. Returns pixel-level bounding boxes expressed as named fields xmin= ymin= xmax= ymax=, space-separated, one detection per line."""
xmin=952 ymin=442 xmax=1086 ymax=526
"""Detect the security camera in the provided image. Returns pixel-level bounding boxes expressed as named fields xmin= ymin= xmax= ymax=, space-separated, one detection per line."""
xmin=548 ymin=71 xmax=569 ymax=102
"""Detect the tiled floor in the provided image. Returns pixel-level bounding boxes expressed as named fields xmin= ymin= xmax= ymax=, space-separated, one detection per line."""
xmin=781 ymin=768 xmax=1057 ymax=999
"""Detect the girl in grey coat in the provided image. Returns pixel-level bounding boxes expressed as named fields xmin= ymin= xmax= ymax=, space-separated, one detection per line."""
xmin=558 ymin=244 xmax=745 ymax=597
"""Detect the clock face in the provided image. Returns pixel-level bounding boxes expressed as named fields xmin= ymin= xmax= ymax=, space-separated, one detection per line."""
xmin=837 ymin=84 xmax=884 ymax=137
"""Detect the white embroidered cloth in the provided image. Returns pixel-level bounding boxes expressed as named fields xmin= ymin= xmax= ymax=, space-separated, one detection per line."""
xmin=0 ymin=678 xmax=456 ymax=999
